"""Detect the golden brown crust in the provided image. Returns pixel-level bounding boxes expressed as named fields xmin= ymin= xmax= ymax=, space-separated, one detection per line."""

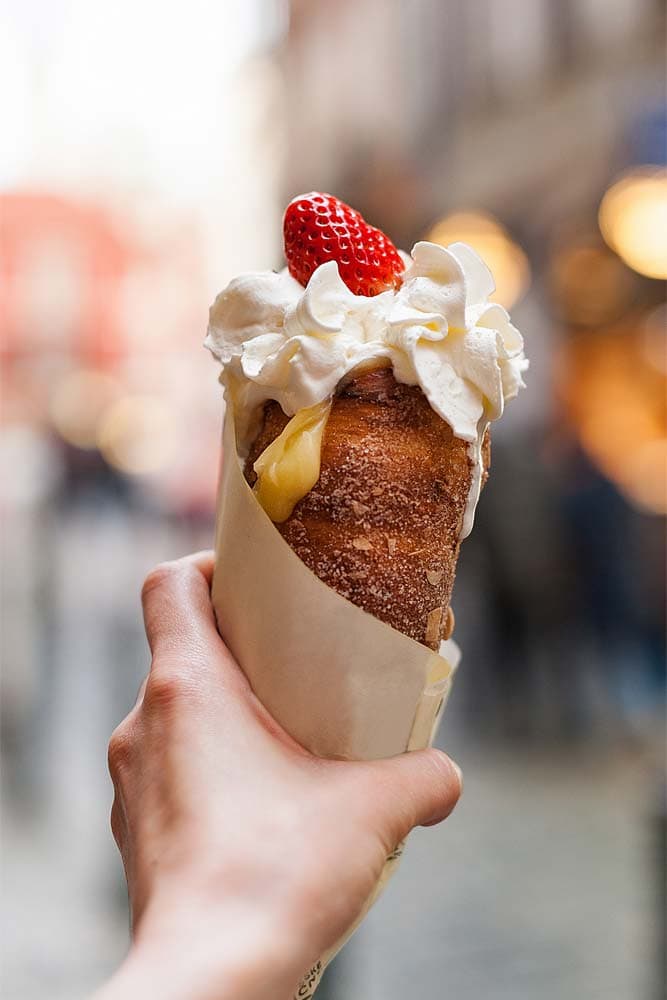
xmin=245 ymin=368 xmax=490 ymax=649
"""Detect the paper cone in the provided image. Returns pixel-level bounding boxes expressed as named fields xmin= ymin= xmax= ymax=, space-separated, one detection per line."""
xmin=211 ymin=406 xmax=460 ymax=996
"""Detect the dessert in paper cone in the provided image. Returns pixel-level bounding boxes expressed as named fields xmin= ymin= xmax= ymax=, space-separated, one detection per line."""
xmin=206 ymin=192 xmax=527 ymax=998
xmin=206 ymin=192 xmax=527 ymax=650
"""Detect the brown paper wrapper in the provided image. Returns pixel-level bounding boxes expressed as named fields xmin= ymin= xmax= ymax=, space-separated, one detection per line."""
xmin=211 ymin=407 xmax=460 ymax=997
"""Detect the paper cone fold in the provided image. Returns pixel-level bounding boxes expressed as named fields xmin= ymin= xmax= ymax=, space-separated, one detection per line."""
xmin=211 ymin=406 xmax=461 ymax=994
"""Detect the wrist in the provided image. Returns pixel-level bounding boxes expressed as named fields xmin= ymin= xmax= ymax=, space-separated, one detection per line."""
xmin=103 ymin=942 xmax=297 ymax=1000
xmin=96 ymin=940 xmax=302 ymax=1000
xmin=97 ymin=889 xmax=310 ymax=1000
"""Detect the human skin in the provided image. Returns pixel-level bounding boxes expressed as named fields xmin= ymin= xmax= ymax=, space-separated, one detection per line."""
xmin=95 ymin=551 xmax=462 ymax=1000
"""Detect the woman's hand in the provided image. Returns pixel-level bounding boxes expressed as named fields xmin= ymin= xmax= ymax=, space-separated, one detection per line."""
xmin=96 ymin=552 xmax=461 ymax=1000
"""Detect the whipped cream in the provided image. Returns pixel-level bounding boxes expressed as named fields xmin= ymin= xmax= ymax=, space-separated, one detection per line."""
xmin=206 ymin=240 xmax=528 ymax=537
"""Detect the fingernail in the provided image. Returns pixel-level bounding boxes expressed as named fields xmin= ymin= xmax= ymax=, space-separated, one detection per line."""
xmin=450 ymin=759 xmax=463 ymax=788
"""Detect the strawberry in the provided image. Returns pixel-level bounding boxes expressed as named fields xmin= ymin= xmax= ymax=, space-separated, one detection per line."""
xmin=283 ymin=192 xmax=404 ymax=297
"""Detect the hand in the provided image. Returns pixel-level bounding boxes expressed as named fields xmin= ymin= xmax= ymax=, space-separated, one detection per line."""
xmin=97 ymin=552 xmax=461 ymax=1000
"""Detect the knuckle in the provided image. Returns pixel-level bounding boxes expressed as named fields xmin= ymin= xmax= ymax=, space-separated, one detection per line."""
xmin=141 ymin=561 xmax=179 ymax=603
xmin=142 ymin=560 xmax=202 ymax=605
xmin=143 ymin=667 xmax=195 ymax=714
xmin=108 ymin=722 xmax=134 ymax=776
xmin=110 ymin=797 xmax=124 ymax=846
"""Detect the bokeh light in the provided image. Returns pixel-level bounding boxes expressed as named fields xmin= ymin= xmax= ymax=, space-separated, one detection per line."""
xmin=97 ymin=394 xmax=177 ymax=475
xmin=558 ymin=324 xmax=667 ymax=515
xmin=549 ymin=237 xmax=637 ymax=327
xmin=426 ymin=212 xmax=530 ymax=310
xmin=49 ymin=369 xmax=122 ymax=449
xmin=599 ymin=169 xmax=667 ymax=279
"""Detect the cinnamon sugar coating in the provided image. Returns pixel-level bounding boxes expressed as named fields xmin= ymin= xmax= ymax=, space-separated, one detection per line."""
xmin=245 ymin=368 xmax=490 ymax=649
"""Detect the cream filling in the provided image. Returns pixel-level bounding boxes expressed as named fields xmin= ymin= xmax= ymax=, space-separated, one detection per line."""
xmin=252 ymin=400 xmax=331 ymax=523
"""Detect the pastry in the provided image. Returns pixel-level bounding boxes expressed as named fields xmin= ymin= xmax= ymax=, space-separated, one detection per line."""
xmin=244 ymin=366 xmax=491 ymax=646
xmin=206 ymin=193 xmax=527 ymax=649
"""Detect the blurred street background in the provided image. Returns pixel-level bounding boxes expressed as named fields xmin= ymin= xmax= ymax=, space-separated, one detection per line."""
xmin=1 ymin=1 xmax=665 ymax=998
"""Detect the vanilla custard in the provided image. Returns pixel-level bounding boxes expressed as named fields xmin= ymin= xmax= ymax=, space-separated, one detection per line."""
xmin=252 ymin=400 xmax=331 ymax=522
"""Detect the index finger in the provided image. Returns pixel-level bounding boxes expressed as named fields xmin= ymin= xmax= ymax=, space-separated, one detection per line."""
xmin=140 ymin=550 xmax=253 ymax=704
xmin=141 ymin=550 xmax=217 ymax=659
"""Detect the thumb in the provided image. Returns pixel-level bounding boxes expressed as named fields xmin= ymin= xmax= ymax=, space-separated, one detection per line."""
xmin=361 ymin=748 xmax=462 ymax=847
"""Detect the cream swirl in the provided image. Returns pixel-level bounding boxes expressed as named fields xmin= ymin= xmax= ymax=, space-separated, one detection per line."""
xmin=205 ymin=240 xmax=528 ymax=534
